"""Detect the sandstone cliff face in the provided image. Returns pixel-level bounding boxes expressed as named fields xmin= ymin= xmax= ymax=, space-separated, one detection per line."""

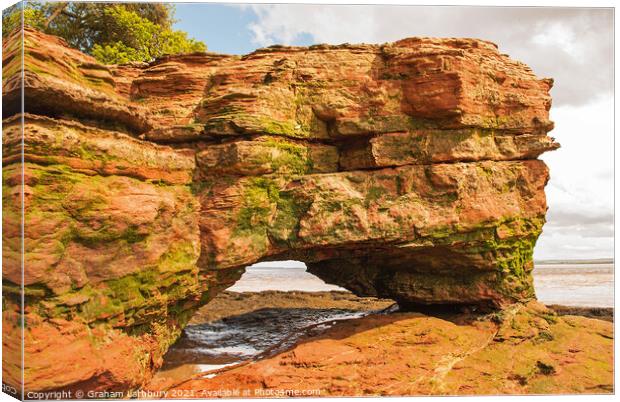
xmin=2 ymin=28 xmax=558 ymax=392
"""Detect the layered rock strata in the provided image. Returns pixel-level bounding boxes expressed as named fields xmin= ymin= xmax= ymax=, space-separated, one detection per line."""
xmin=2 ymin=28 xmax=558 ymax=392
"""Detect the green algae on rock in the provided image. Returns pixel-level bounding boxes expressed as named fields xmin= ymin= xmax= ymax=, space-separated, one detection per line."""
xmin=2 ymin=27 xmax=562 ymax=394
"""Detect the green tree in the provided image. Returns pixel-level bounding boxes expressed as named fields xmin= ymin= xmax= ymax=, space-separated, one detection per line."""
xmin=2 ymin=1 xmax=206 ymax=64
xmin=2 ymin=2 xmax=46 ymax=37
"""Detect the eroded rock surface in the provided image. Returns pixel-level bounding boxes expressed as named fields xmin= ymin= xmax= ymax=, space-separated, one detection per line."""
xmin=3 ymin=28 xmax=560 ymax=392
xmin=169 ymin=302 xmax=613 ymax=396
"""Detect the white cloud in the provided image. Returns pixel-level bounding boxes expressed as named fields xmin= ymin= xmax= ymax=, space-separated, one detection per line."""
xmin=531 ymin=22 xmax=584 ymax=59
xmin=243 ymin=5 xmax=613 ymax=107
xmin=536 ymin=97 xmax=614 ymax=259
xmin=247 ymin=4 xmax=379 ymax=46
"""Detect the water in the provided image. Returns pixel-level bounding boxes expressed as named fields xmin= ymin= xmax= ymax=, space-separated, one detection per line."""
xmin=160 ymin=307 xmax=368 ymax=370
xmin=153 ymin=307 xmax=372 ymax=384
xmin=533 ymin=263 xmax=613 ymax=308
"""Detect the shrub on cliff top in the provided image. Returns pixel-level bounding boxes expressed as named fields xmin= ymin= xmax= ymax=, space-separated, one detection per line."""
xmin=2 ymin=1 xmax=206 ymax=64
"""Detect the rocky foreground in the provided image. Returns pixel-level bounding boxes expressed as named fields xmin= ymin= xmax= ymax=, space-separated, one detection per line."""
xmin=2 ymin=27 xmax=566 ymax=393
xmin=163 ymin=295 xmax=613 ymax=396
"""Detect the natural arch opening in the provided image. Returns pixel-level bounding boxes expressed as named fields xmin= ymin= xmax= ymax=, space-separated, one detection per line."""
xmin=150 ymin=260 xmax=395 ymax=387
xmin=227 ymin=260 xmax=345 ymax=292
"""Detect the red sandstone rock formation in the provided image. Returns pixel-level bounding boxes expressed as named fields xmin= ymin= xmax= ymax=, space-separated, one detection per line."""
xmin=2 ymin=27 xmax=559 ymax=393
xmin=168 ymin=302 xmax=613 ymax=396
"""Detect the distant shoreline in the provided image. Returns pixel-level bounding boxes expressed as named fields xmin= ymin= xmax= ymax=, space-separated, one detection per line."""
xmin=249 ymin=259 xmax=615 ymax=268
xmin=534 ymin=258 xmax=614 ymax=265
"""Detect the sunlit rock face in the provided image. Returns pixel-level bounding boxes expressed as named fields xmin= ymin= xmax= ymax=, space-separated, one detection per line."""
xmin=2 ymin=28 xmax=558 ymax=392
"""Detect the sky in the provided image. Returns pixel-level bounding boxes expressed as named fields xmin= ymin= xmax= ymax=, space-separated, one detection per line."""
xmin=173 ymin=4 xmax=615 ymax=260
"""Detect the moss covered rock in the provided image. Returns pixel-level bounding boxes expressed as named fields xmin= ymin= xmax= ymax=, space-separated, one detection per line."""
xmin=2 ymin=27 xmax=562 ymax=393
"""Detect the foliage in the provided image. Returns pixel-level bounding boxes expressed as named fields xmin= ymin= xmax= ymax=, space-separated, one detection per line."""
xmin=89 ymin=5 xmax=205 ymax=64
xmin=2 ymin=2 xmax=46 ymax=36
xmin=2 ymin=1 xmax=206 ymax=64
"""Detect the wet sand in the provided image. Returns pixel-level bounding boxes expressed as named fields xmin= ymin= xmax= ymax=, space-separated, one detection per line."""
xmin=547 ymin=305 xmax=613 ymax=322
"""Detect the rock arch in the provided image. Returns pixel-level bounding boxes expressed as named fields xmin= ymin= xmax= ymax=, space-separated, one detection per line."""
xmin=2 ymin=28 xmax=558 ymax=392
